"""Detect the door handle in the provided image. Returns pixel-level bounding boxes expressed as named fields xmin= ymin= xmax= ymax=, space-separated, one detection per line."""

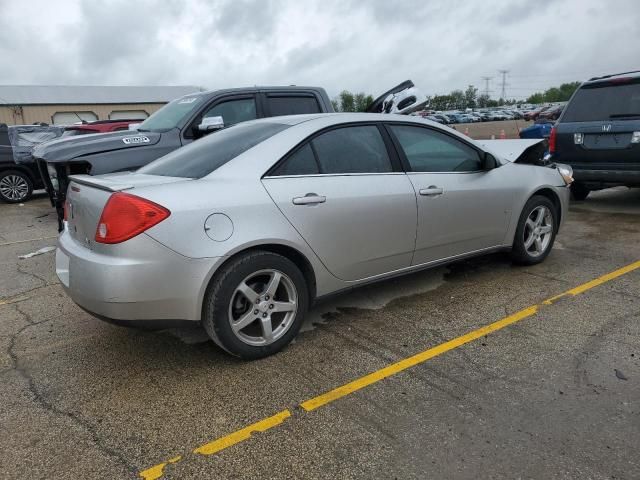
xmin=419 ymin=186 xmax=444 ymax=196
xmin=292 ymin=193 xmax=326 ymax=205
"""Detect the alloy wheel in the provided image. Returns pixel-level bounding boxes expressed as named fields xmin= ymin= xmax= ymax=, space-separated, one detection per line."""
xmin=523 ymin=205 xmax=553 ymax=257
xmin=228 ymin=269 xmax=298 ymax=346
xmin=0 ymin=174 xmax=29 ymax=201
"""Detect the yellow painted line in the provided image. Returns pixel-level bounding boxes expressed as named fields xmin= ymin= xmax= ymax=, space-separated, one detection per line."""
xmin=0 ymin=235 xmax=57 ymax=247
xmin=139 ymin=456 xmax=182 ymax=480
xmin=138 ymin=410 xmax=291 ymax=479
xmin=138 ymin=259 xmax=640 ymax=478
xmin=301 ymin=306 xmax=538 ymax=411
xmin=194 ymin=409 xmax=291 ymax=455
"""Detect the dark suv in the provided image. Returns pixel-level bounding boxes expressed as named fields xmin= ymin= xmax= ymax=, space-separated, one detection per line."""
xmin=550 ymin=71 xmax=640 ymax=200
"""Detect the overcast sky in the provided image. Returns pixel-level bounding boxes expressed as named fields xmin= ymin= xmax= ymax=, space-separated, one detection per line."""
xmin=1 ymin=0 xmax=638 ymax=100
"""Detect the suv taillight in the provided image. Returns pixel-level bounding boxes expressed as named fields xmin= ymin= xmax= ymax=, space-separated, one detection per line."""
xmin=549 ymin=126 xmax=557 ymax=154
xmin=95 ymin=192 xmax=170 ymax=244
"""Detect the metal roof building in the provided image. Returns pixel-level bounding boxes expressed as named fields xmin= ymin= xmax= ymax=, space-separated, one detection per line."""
xmin=0 ymin=85 xmax=203 ymax=125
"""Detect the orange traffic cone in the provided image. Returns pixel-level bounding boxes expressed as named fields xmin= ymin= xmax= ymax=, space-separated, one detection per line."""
xmin=464 ymin=127 xmax=469 ymax=136
xmin=499 ymin=129 xmax=506 ymax=139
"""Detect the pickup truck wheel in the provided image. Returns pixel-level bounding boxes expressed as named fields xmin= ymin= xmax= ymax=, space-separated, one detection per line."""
xmin=571 ymin=183 xmax=590 ymax=201
xmin=0 ymin=170 xmax=33 ymax=203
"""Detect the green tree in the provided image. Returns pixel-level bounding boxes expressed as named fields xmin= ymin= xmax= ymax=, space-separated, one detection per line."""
xmin=464 ymin=85 xmax=478 ymax=109
xmin=332 ymin=90 xmax=374 ymax=112
xmin=526 ymin=81 xmax=581 ymax=104
xmin=450 ymin=90 xmax=465 ymax=109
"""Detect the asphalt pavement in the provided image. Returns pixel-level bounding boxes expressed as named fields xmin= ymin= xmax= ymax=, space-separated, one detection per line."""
xmin=1 ymin=187 xmax=639 ymax=479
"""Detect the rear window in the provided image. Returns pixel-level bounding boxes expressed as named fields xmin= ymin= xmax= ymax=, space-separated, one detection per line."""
xmin=138 ymin=122 xmax=289 ymax=178
xmin=562 ymin=81 xmax=640 ymax=122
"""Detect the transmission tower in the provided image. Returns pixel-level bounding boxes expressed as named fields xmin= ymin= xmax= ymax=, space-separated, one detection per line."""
xmin=481 ymin=76 xmax=493 ymax=98
xmin=498 ymin=70 xmax=509 ymax=100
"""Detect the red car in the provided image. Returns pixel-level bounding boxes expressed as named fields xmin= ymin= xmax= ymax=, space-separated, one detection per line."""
xmin=62 ymin=119 xmax=141 ymax=137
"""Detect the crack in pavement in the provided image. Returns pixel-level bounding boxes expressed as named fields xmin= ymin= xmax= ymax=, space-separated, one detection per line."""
xmin=6 ymin=303 xmax=138 ymax=476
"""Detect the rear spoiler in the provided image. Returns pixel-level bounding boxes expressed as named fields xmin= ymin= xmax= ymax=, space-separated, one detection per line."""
xmin=68 ymin=174 xmax=133 ymax=192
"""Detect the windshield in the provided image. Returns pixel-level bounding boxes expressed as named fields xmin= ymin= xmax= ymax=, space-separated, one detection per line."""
xmin=138 ymin=95 xmax=205 ymax=131
xmin=138 ymin=121 xmax=290 ymax=178
xmin=562 ymin=80 xmax=640 ymax=122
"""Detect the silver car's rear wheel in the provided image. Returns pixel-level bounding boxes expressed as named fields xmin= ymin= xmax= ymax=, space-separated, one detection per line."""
xmin=202 ymin=250 xmax=309 ymax=359
xmin=228 ymin=269 xmax=298 ymax=347
xmin=523 ymin=206 xmax=553 ymax=258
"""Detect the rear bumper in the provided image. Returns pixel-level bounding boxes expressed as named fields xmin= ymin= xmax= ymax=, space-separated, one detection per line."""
xmin=56 ymin=229 xmax=220 ymax=323
xmin=572 ymin=168 xmax=640 ymax=187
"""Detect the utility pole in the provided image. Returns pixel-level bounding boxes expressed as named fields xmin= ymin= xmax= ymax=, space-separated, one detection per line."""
xmin=481 ymin=76 xmax=492 ymax=98
xmin=498 ymin=70 xmax=509 ymax=100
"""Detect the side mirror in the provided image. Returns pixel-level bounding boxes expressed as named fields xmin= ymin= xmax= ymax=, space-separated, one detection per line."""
xmin=483 ymin=152 xmax=498 ymax=170
xmin=198 ymin=116 xmax=224 ymax=133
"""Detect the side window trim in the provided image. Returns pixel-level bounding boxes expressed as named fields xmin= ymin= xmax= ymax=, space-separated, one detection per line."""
xmin=264 ymin=121 xmax=403 ymax=178
xmin=383 ymin=122 xmax=484 ymax=173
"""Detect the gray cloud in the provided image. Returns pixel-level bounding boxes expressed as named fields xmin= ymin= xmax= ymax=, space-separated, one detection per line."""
xmin=0 ymin=0 xmax=638 ymax=100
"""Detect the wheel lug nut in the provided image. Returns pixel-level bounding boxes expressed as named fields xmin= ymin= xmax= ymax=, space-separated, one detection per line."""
xmin=254 ymin=309 xmax=259 ymax=314
xmin=269 ymin=304 xmax=274 ymax=309
xmin=265 ymin=295 xmax=270 ymax=300
xmin=262 ymin=313 xmax=268 ymax=318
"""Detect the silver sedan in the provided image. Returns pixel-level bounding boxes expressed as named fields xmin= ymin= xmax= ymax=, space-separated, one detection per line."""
xmin=56 ymin=113 xmax=572 ymax=359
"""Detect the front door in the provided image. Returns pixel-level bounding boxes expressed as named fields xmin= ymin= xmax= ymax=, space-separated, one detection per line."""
xmin=262 ymin=124 xmax=417 ymax=281
xmin=386 ymin=123 xmax=513 ymax=265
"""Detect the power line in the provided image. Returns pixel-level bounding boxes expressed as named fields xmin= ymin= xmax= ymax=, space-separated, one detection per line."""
xmin=498 ymin=70 xmax=509 ymax=99
xmin=481 ymin=76 xmax=492 ymax=98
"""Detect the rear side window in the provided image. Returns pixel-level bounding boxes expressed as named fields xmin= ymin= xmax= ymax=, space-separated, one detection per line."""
xmin=562 ymin=81 xmax=640 ymax=122
xmin=272 ymin=143 xmax=319 ymax=176
xmin=266 ymin=96 xmax=321 ymax=116
xmin=389 ymin=125 xmax=482 ymax=172
xmin=139 ymin=122 xmax=289 ymax=178
xmin=312 ymin=126 xmax=392 ymax=174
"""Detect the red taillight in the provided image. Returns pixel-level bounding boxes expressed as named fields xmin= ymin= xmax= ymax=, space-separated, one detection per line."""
xmin=63 ymin=199 xmax=69 ymax=221
xmin=549 ymin=126 xmax=557 ymax=154
xmin=95 ymin=192 xmax=170 ymax=244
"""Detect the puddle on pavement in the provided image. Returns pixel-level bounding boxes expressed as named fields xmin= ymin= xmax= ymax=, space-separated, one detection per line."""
xmin=300 ymin=267 xmax=446 ymax=333
xmin=160 ymin=267 xmax=447 ymax=344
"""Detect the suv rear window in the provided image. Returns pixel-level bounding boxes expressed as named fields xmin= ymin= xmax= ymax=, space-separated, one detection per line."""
xmin=139 ymin=122 xmax=289 ymax=178
xmin=562 ymin=80 xmax=640 ymax=122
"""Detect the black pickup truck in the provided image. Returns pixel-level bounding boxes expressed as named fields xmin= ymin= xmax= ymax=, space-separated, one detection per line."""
xmin=33 ymin=81 xmax=428 ymax=229
xmin=34 ymin=86 xmax=334 ymax=227
xmin=550 ymin=71 xmax=640 ymax=200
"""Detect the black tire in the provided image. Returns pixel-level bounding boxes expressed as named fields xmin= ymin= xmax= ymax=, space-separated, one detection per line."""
xmin=511 ymin=195 xmax=558 ymax=265
xmin=0 ymin=169 xmax=33 ymax=203
xmin=571 ymin=183 xmax=590 ymax=201
xmin=202 ymin=250 xmax=309 ymax=360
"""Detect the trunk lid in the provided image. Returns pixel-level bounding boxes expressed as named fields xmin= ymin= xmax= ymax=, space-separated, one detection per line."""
xmin=65 ymin=173 xmax=187 ymax=249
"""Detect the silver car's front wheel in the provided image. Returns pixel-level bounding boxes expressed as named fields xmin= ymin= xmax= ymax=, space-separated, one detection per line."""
xmin=228 ymin=269 xmax=298 ymax=347
xmin=512 ymin=195 xmax=557 ymax=265
xmin=202 ymin=250 xmax=309 ymax=359
xmin=523 ymin=206 xmax=553 ymax=258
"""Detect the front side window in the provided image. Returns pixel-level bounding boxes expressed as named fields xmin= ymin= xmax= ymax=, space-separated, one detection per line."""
xmin=389 ymin=125 xmax=482 ymax=172
xmin=312 ymin=126 xmax=392 ymax=174
xmin=139 ymin=122 xmax=289 ymax=178
xmin=203 ymin=97 xmax=257 ymax=126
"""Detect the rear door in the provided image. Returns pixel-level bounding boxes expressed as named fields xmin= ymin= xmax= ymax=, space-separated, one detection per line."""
xmin=262 ymin=123 xmax=417 ymax=281
xmin=555 ymin=79 xmax=640 ymax=169
xmin=386 ymin=123 xmax=513 ymax=265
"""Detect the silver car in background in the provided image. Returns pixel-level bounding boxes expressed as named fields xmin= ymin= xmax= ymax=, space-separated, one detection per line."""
xmin=56 ymin=113 xmax=572 ymax=359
